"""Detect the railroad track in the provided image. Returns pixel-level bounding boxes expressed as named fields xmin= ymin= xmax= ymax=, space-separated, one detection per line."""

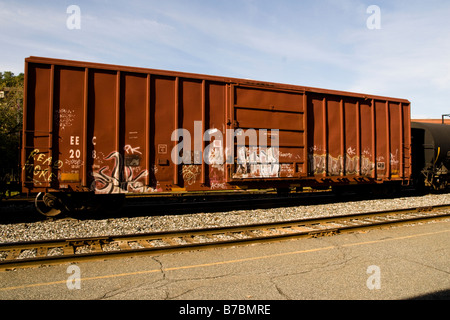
xmin=1 ymin=204 xmax=450 ymax=271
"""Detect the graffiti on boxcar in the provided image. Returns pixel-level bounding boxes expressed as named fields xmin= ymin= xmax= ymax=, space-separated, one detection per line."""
xmin=124 ymin=144 xmax=142 ymax=155
xmin=234 ymin=146 xmax=280 ymax=178
xmin=361 ymin=149 xmax=375 ymax=176
xmin=54 ymin=109 xmax=76 ymax=131
xmin=361 ymin=157 xmax=375 ymax=176
xmin=344 ymin=155 xmax=375 ymax=176
xmin=181 ymin=165 xmax=201 ymax=186
xmin=308 ymin=146 xmax=323 ymax=175
xmin=345 ymin=147 xmax=358 ymax=175
xmin=345 ymin=156 xmax=359 ymax=175
xmin=211 ymin=182 xmax=227 ymax=189
xmin=209 ymin=162 xmax=225 ymax=189
xmin=280 ymin=164 xmax=295 ymax=177
xmin=308 ymin=146 xmax=375 ymax=176
xmin=308 ymin=153 xmax=343 ymax=176
xmin=279 ymin=151 xmax=294 ymax=160
xmin=65 ymin=158 xmax=84 ymax=169
xmin=91 ymin=151 xmax=148 ymax=194
xmin=207 ymin=144 xmax=224 ymax=172
xmin=390 ymin=149 xmax=399 ymax=175
xmin=328 ymin=155 xmax=344 ymax=176
xmin=22 ymin=149 xmax=64 ymax=183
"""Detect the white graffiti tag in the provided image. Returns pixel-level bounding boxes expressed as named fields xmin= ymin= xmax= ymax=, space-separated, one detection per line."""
xmin=92 ymin=151 xmax=148 ymax=194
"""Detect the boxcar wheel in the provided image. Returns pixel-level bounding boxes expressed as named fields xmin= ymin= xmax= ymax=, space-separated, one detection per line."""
xmin=34 ymin=192 xmax=63 ymax=217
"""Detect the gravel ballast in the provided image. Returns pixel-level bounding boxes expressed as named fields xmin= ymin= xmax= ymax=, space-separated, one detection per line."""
xmin=1 ymin=193 xmax=450 ymax=244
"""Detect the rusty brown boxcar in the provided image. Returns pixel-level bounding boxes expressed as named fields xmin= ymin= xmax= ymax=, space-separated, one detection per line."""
xmin=22 ymin=56 xmax=412 ymax=215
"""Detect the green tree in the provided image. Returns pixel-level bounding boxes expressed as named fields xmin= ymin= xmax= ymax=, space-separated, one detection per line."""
xmin=0 ymin=71 xmax=24 ymax=194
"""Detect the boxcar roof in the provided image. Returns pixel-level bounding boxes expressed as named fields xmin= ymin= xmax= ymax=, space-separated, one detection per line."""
xmin=26 ymin=56 xmax=410 ymax=104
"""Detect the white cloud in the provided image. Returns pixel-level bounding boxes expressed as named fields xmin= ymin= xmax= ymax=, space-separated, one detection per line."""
xmin=319 ymin=2 xmax=450 ymax=117
xmin=1 ymin=0 xmax=450 ymax=118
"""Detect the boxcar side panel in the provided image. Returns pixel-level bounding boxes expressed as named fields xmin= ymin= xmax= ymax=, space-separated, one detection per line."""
xmin=23 ymin=64 xmax=53 ymax=189
xmin=89 ymin=70 xmax=119 ymax=194
xmin=304 ymin=94 xmax=411 ymax=183
xmin=55 ymin=66 xmax=85 ymax=189
xmin=232 ymin=85 xmax=306 ymax=180
xmin=153 ymin=76 xmax=176 ymax=190
xmin=121 ymin=72 xmax=148 ymax=192
xmin=326 ymin=97 xmax=343 ymax=176
xmin=389 ymin=102 xmax=401 ymax=178
xmin=375 ymin=100 xmax=388 ymax=179
xmin=344 ymin=98 xmax=359 ymax=176
xmin=179 ymin=78 xmax=203 ymax=190
xmin=360 ymin=100 xmax=375 ymax=178
xmin=206 ymin=81 xmax=227 ymax=190
xmin=307 ymin=93 xmax=327 ymax=177
xmin=22 ymin=56 xmax=411 ymax=196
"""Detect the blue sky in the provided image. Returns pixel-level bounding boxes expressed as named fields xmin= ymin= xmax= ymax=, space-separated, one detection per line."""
xmin=1 ymin=0 xmax=450 ymax=118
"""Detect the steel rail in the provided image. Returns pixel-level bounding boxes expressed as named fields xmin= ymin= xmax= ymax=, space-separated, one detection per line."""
xmin=1 ymin=204 xmax=450 ymax=271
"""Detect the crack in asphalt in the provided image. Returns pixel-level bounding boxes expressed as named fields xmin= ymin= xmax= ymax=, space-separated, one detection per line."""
xmin=397 ymin=255 xmax=450 ymax=276
xmin=267 ymin=240 xmax=359 ymax=299
xmin=96 ymin=229 xmax=449 ymax=300
xmin=149 ymin=256 xmax=235 ymax=300
xmin=98 ymin=238 xmax=351 ymax=300
xmin=152 ymin=256 xmax=166 ymax=280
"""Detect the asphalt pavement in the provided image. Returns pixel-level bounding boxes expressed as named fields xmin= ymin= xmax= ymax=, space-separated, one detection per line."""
xmin=1 ymin=219 xmax=449 ymax=304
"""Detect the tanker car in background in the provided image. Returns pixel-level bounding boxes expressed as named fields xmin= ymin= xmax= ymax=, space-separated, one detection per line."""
xmin=411 ymin=122 xmax=450 ymax=191
xmin=18 ymin=56 xmax=447 ymax=216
